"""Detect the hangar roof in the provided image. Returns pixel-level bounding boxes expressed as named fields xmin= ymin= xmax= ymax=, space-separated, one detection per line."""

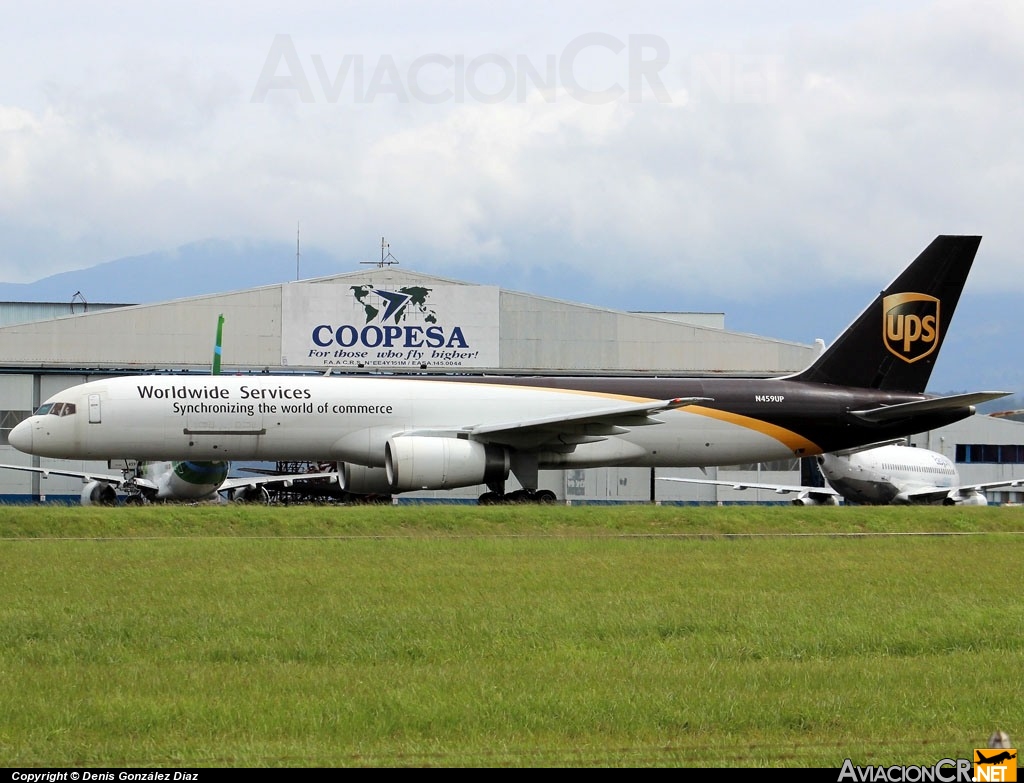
xmin=0 ymin=301 xmax=132 ymax=327
xmin=0 ymin=267 xmax=816 ymax=377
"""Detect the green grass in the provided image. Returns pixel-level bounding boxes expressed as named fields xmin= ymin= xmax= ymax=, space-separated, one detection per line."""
xmin=0 ymin=505 xmax=1021 ymax=767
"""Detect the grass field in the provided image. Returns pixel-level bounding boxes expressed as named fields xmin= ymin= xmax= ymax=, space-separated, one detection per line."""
xmin=0 ymin=504 xmax=1020 ymax=767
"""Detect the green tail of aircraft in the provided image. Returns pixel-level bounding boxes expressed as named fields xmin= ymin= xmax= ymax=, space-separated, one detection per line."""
xmin=212 ymin=314 xmax=224 ymax=375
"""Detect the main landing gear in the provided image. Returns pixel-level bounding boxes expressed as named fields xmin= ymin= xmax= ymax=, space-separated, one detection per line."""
xmin=477 ymin=488 xmax=559 ymax=505
xmin=477 ymin=457 xmax=559 ymax=504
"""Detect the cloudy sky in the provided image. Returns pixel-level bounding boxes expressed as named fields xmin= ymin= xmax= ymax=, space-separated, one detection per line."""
xmin=1 ymin=0 xmax=1021 ymax=392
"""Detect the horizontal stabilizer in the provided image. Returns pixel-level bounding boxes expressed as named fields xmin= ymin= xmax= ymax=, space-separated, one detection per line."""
xmin=850 ymin=391 xmax=1012 ymax=423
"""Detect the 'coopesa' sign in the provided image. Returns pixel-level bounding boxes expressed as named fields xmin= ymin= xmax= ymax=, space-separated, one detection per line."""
xmin=310 ymin=323 xmax=468 ymax=349
xmin=281 ymin=282 xmax=499 ymax=369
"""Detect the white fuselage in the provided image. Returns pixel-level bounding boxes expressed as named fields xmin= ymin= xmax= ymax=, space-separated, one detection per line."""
xmin=10 ymin=375 xmax=804 ymax=469
xmin=819 ymin=445 xmax=960 ymax=505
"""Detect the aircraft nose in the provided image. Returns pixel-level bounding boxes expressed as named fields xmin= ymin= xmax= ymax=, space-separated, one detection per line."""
xmin=9 ymin=418 xmax=34 ymax=453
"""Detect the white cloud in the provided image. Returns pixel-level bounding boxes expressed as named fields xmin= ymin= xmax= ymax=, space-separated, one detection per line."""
xmin=0 ymin=0 xmax=1021 ymax=301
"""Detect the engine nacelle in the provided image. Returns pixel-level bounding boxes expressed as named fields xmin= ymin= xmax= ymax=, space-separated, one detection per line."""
xmin=81 ymin=480 xmax=118 ymax=506
xmin=791 ymin=492 xmax=840 ymax=506
xmin=339 ymin=463 xmax=393 ymax=495
xmin=228 ymin=485 xmax=271 ymax=504
xmin=385 ymin=437 xmax=509 ymax=492
xmin=942 ymin=491 xmax=988 ymax=506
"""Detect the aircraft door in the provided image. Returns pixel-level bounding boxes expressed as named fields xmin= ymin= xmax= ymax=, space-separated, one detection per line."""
xmin=88 ymin=393 xmax=101 ymax=424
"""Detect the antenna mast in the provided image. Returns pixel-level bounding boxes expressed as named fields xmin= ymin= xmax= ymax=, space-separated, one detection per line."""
xmin=296 ymin=221 xmax=301 ymax=281
xmin=360 ymin=237 xmax=400 ymax=269
xmin=70 ymin=290 xmax=88 ymax=314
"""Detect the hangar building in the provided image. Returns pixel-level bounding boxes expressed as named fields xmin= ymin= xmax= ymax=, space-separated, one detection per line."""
xmin=1 ymin=265 xmax=1022 ymax=505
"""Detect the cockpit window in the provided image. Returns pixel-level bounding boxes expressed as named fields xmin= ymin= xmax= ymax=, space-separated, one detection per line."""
xmin=39 ymin=402 xmax=76 ymax=417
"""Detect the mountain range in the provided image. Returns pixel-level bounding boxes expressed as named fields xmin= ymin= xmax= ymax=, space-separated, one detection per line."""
xmin=0 ymin=239 xmax=349 ymax=304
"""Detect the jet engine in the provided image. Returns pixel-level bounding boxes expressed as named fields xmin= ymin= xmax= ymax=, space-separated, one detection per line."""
xmin=385 ymin=437 xmax=510 ymax=492
xmin=81 ymin=480 xmax=118 ymax=506
xmin=942 ymin=491 xmax=988 ymax=506
xmin=228 ymin=485 xmax=271 ymax=504
xmin=338 ymin=463 xmax=392 ymax=495
xmin=791 ymin=492 xmax=839 ymax=506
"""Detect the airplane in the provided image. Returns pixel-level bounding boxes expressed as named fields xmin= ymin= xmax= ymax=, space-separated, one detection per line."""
xmin=976 ymin=751 xmax=1016 ymax=765
xmin=7 ymin=235 xmax=1012 ymax=505
xmin=658 ymin=441 xmax=1024 ymax=506
xmin=0 ymin=457 xmax=342 ymax=505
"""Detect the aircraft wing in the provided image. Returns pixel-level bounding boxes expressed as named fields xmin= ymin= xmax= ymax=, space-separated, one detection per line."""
xmin=658 ymin=475 xmax=842 ymax=499
xmin=902 ymin=479 xmax=1024 ymax=504
xmin=236 ymin=467 xmax=289 ymax=476
xmin=0 ymin=463 xmax=160 ymax=491
xmin=407 ymin=397 xmax=712 ymax=451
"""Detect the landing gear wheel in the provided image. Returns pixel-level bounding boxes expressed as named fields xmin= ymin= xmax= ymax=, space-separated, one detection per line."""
xmin=534 ymin=489 xmax=558 ymax=504
xmin=478 ymin=491 xmax=501 ymax=505
xmin=124 ymin=495 xmax=145 ymax=506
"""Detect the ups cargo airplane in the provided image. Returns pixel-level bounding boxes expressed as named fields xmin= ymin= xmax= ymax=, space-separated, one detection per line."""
xmin=660 ymin=442 xmax=1024 ymax=506
xmin=8 ymin=235 xmax=1010 ymax=504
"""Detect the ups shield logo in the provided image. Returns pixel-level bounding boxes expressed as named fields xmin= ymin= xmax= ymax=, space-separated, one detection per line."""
xmin=883 ymin=293 xmax=939 ymax=364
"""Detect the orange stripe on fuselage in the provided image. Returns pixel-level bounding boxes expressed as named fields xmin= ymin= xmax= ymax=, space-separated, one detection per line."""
xmin=686 ymin=405 xmax=823 ymax=456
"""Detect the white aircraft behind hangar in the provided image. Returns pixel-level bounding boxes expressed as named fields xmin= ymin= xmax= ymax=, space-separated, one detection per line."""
xmin=659 ymin=442 xmax=1024 ymax=506
xmin=0 ymin=458 xmax=338 ymax=505
xmin=5 ymin=236 xmax=1013 ymax=504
